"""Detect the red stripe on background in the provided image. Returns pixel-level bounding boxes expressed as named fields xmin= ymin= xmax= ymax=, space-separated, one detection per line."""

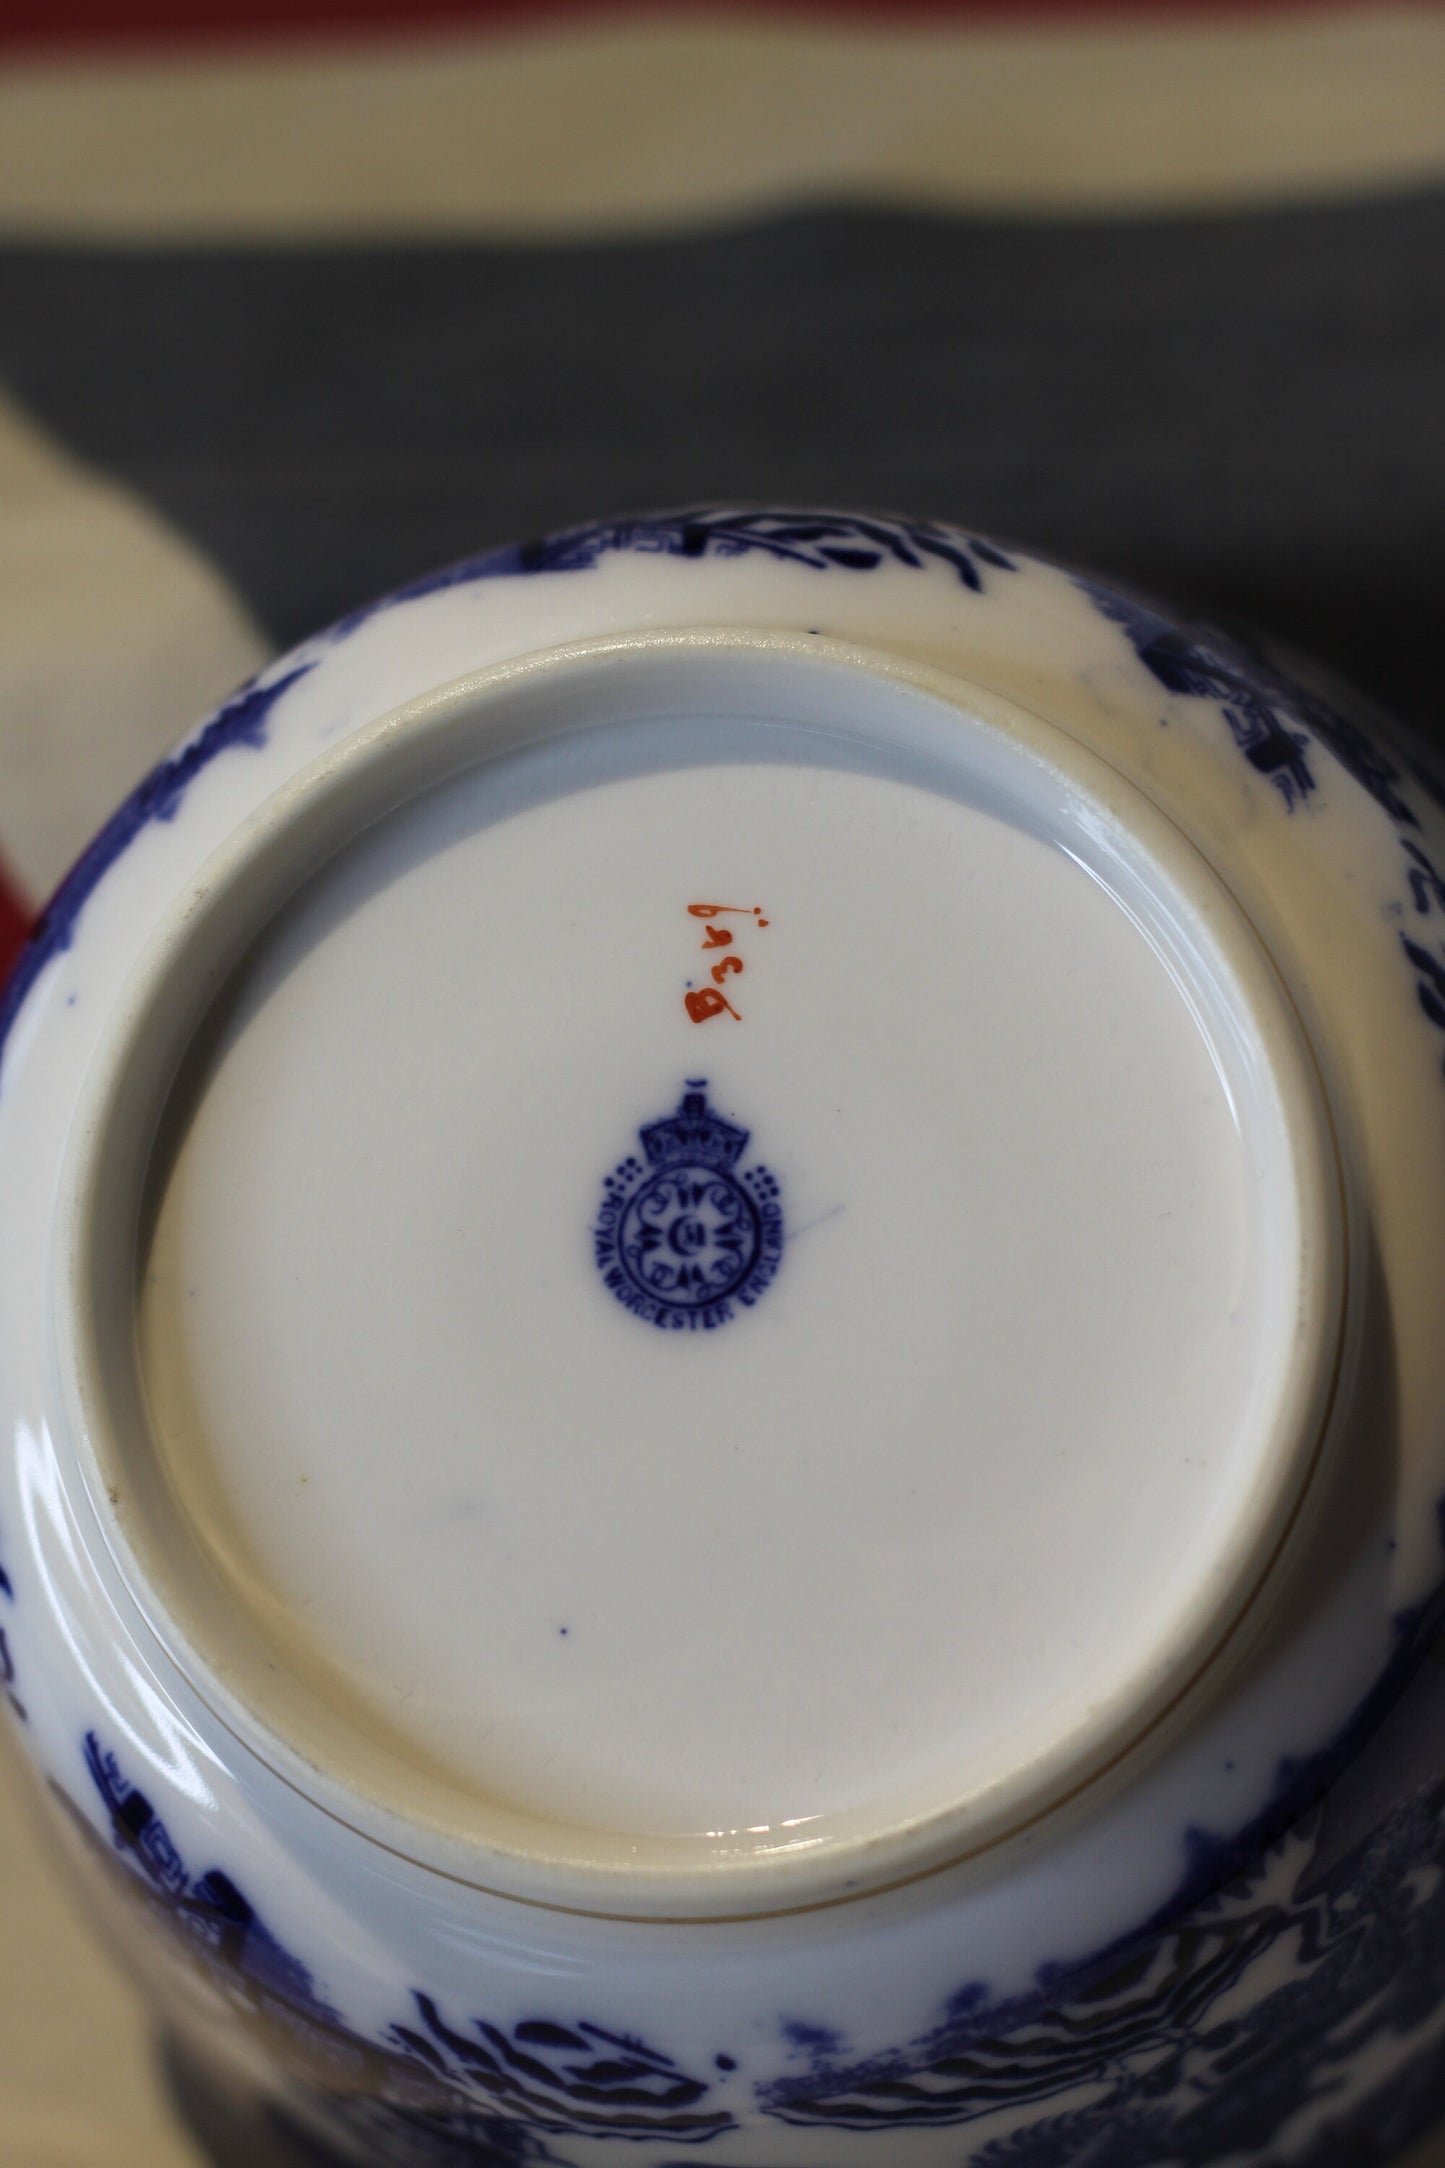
xmin=0 ymin=859 xmax=32 ymax=988
xmin=0 ymin=0 xmax=1340 ymax=50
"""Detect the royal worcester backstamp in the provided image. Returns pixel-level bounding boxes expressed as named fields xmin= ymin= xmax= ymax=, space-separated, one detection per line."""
xmin=3 ymin=510 xmax=1445 ymax=2167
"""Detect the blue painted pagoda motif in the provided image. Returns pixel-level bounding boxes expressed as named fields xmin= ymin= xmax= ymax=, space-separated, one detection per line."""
xmin=69 ymin=1584 xmax=1445 ymax=2168
xmin=71 ymin=1731 xmax=733 ymax=2162
xmin=1079 ymin=580 xmax=1416 ymax=823
xmin=83 ymin=1731 xmax=341 ymax=2019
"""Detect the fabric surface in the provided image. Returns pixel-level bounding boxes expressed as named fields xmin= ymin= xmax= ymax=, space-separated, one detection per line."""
xmin=0 ymin=6 xmax=1442 ymax=2163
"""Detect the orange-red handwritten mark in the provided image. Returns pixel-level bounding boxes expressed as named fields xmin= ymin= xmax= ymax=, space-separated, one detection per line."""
xmin=685 ymin=987 xmax=741 ymax=1024
xmin=684 ymin=904 xmax=769 ymax=1022
xmin=688 ymin=904 xmax=770 ymax=927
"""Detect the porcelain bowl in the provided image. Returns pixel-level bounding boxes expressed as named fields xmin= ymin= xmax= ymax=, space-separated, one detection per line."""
xmin=3 ymin=508 xmax=1445 ymax=2168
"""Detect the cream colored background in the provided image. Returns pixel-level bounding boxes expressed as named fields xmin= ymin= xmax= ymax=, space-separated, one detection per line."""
xmin=0 ymin=8 xmax=1444 ymax=238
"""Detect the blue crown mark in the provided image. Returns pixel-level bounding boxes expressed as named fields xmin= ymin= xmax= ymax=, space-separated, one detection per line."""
xmin=595 ymin=1083 xmax=784 ymax=1331
xmin=639 ymin=1084 xmax=749 ymax=1172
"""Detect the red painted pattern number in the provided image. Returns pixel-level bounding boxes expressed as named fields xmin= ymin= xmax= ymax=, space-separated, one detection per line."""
xmin=683 ymin=904 xmax=769 ymax=1023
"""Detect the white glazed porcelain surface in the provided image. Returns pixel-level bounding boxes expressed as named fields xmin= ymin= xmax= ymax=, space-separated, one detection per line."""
xmin=52 ymin=637 xmax=1338 ymax=1915
xmin=2 ymin=512 xmax=1444 ymax=2166
xmin=129 ymin=751 xmax=1296 ymax=1836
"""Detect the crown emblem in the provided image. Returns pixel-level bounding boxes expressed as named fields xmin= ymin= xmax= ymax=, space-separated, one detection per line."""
xmin=638 ymin=1083 xmax=749 ymax=1172
xmin=594 ymin=1081 xmax=784 ymax=1331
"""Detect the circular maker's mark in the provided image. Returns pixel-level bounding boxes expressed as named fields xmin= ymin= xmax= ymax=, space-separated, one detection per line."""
xmin=594 ymin=1081 xmax=784 ymax=1329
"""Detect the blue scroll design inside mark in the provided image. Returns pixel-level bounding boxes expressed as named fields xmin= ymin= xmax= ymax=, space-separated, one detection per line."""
xmin=73 ymin=1730 xmax=733 ymax=2159
xmin=0 ymin=663 xmax=313 ymax=1092
xmin=595 ymin=1083 xmax=784 ymax=1332
xmin=1081 ymin=578 xmax=1445 ymax=1083
xmin=332 ymin=506 xmax=1018 ymax=636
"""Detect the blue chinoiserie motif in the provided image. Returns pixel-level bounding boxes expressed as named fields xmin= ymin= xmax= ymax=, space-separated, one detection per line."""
xmin=1081 ymin=578 xmax=1445 ymax=1083
xmin=0 ymin=664 xmax=313 ymax=1094
xmin=79 ymin=1732 xmax=350 ymax=2024
xmin=63 ymin=1595 xmax=1445 ymax=2168
xmin=763 ymin=1596 xmax=1445 ymax=2167
xmin=15 ymin=524 xmax=1445 ymax=2168
xmin=594 ymin=1083 xmax=783 ymax=1331
xmin=347 ymin=506 xmax=1020 ymax=628
xmin=1079 ymin=579 xmax=1414 ymax=819
xmin=67 ymin=1732 xmax=733 ymax=2165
